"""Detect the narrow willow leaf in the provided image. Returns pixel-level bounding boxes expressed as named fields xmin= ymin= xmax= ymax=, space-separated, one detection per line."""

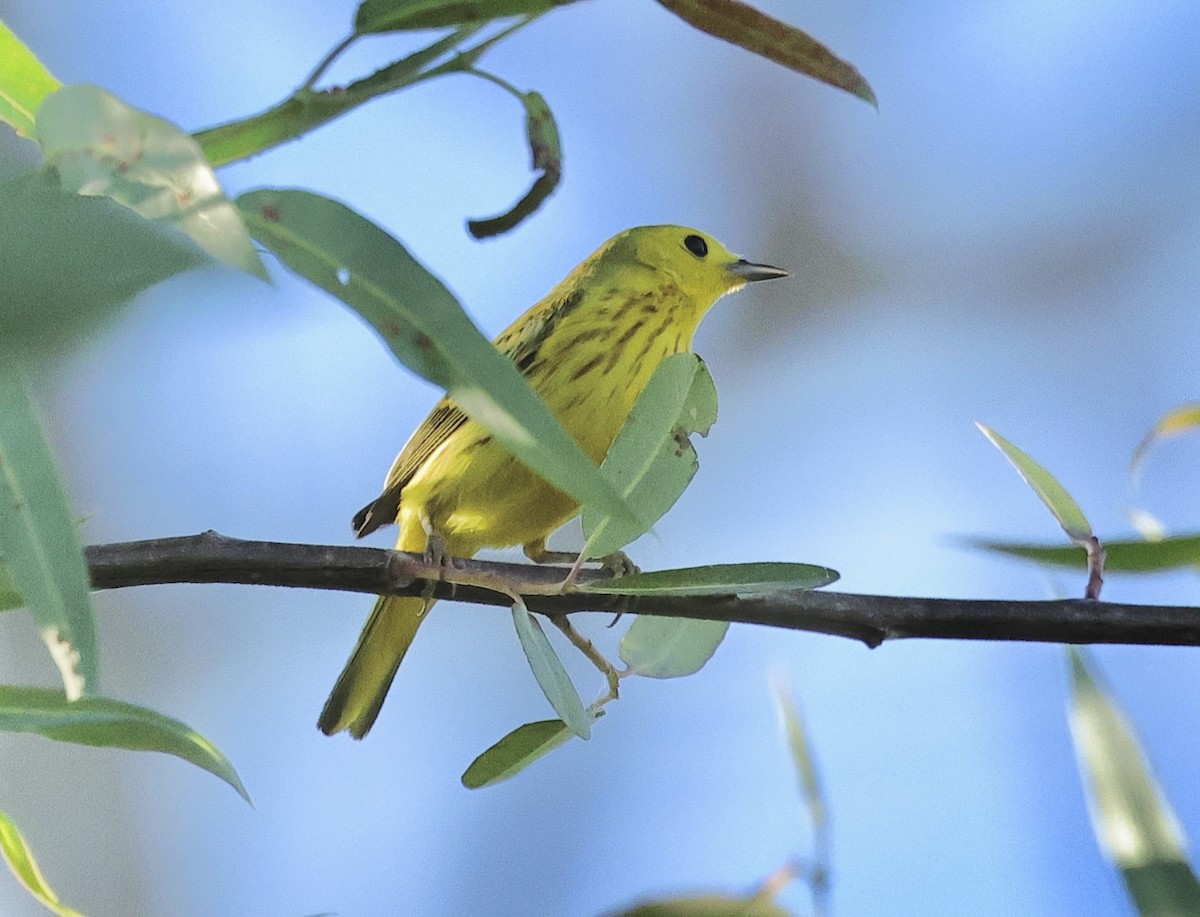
xmin=606 ymin=894 xmax=792 ymax=917
xmin=0 ymin=686 xmax=250 ymax=803
xmin=0 ymin=808 xmax=84 ymax=917
xmin=37 ymin=85 xmax=264 ymax=278
xmin=582 ymin=353 xmax=718 ymax=558
xmin=511 ymin=600 xmax=590 ymax=739
xmin=1068 ymin=649 xmax=1200 ymax=914
xmin=195 ymin=28 xmax=478 ymax=167
xmin=239 ymin=188 xmax=639 ymax=531
xmin=0 ymin=367 xmax=96 ymax=698
xmin=977 ymin=423 xmax=1092 ymax=542
xmin=969 ymin=535 xmax=1200 ymax=574
xmin=773 ymin=679 xmax=828 ymax=850
xmin=1131 ymin=403 xmax=1200 ymax=480
xmin=461 ymin=718 xmax=575 ymax=788
xmin=0 ymin=22 xmax=61 ymax=138
xmin=468 ymin=89 xmax=561 ymax=238
xmin=654 ymin=0 xmax=875 ymax=106
xmin=355 ymin=0 xmax=578 ymax=33
xmin=0 ymin=174 xmax=210 ymax=350
xmin=582 ymin=562 xmax=839 ymax=597
xmin=619 ymin=618 xmax=728 ymax=679
xmin=0 ymin=565 xmax=24 ymax=612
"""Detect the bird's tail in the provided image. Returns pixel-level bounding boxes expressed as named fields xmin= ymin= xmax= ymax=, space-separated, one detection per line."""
xmin=317 ymin=594 xmax=430 ymax=738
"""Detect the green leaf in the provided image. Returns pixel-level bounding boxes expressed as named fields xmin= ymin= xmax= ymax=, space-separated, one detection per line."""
xmin=468 ymin=88 xmax=561 ymax=238
xmin=238 ymin=188 xmax=640 ymax=532
xmin=37 ymin=85 xmax=264 ymax=278
xmin=0 ymin=22 xmax=61 ymax=138
xmin=461 ymin=718 xmax=576 ymax=788
xmin=653 ymin=0 xmax=875 ymax=106
xmin=606 ymin=894 xmax=793 ymax=917
xmin=1068 ymin=648 xmax=1200 ymax=914
xmin=0 ymin=686 xmax=250 ymax=803
xmin=773 ymin=679 xmax=828 ymax=846
xmin=1131 ymin=403 xmax=1200 ymax=479
xmin=619 ymin=618 xmax=728 ymax=678
xmin=195 ymin=28 xmax=479 ymax=167
xmin=969 ymin=535 xmax=1200 ymax=573
xmin=510 ymin=600 xmax=590 ymax=739
xmin=355 ymin=0 xmax=578 ymax=33
xmin=0 ymin=366 xmax=97 ymax=699
xmin=976 ymin=423 xmax=1093 ymax=542
xmin=583 ymin=353 xmax=718 ymax=558
xmin=0 ymin=565 xmax=24 ymax=612
xmin=582 ymin=562 xmax=839 ymax=597
xmin=0 ymin=807 xmax=85 ymax=917
xmin=0 ymin=174 xmax=210 ymax=351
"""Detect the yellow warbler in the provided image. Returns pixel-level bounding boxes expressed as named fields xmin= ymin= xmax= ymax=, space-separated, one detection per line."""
xmin=318 ymin=225 xmax=787 ymax=738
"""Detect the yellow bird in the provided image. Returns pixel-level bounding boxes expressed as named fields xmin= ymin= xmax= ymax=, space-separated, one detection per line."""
xmin=318 ymin=225 xmax=787 ymax=738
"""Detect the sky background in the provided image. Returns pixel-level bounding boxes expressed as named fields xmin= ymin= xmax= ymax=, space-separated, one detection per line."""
xmin=2 ymin=0 xmax=1200 ymax=915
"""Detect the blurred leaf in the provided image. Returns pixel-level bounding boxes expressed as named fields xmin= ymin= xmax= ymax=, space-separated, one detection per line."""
xmin=607 ymin=894 xmax=793 ymax=917
xmin=0 ymin=565 xmax=23 ymax=612
xmin=582 ymin=562 xmax=839 ymax=597
xmin=0 ymin=174 xmax=210 ymax=351
xmin=468 ymin=89 xmax=560 ymax=238
xmin=461 ymin=718 xmax=576 ymax=788
xmin=976 ymin=423 xmax=1092 ymax=542
xmin=356 ymin=0 xmax=577 ymax=32
xmin=774 ymin=681 xmax=827 ymax=839
xmin=583 ymin=354 xmax=718 ymax=558
xmin=1068 ymin=648 xmax=1200 ymax=914
xmin=1131 ymin=403 xmax=1200 ymax=480
xmin=511 ymin=600 xmax=590 ymax=739
xmin=654 ymin=0 xmax=874 ymax=106
xmin=619 ymin=618 xmax=728 ymax=678
xmin=37 ymin=85 xmax=264 ymax=278
xmin=0 ymin=807 xmax=84 ymax=917
xmin=239 ymin=188 xmax=640 ymax=531
xmin=0 ymin=366 xmax=97 ymax=699
xmin=0 ymin=686 xmax=250 ymax=803
xmin=0 ymin=22 xmax=60 ymax=138
xmin=969 ymin=535 xmax=1200 ymax=573
xmin=194 ymin=28 xmax=478 ymax=166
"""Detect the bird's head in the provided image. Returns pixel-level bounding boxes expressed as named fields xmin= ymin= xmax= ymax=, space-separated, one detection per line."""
xmin=601 ymin=225 xmax=788 ymax=307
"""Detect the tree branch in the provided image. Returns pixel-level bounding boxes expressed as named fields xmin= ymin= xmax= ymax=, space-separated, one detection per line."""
xmin=82 ymin=531 xmax=1200 ymax=649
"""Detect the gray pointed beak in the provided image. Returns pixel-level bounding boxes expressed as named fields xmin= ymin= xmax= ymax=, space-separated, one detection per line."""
xmin=728 ymin=259 xmax=789 ymax=282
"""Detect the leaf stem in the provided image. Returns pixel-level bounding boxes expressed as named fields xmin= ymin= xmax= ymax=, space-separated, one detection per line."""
xmin=301 ymin=33 xmax=359 ymax=91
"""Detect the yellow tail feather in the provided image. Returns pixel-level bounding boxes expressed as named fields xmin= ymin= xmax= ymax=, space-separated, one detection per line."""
xmin=317 ymin=594 xmax=429 ymax=739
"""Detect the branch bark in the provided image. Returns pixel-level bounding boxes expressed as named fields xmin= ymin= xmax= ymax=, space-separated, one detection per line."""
xmin=83 ymin=531 xmax=1200 ymax=649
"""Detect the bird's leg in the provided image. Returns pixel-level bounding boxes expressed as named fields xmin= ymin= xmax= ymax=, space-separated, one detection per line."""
xmin=523 ymin=538 xmax=640 ymax=580
xmin=420 ymin=518 xmax=454 ymax=609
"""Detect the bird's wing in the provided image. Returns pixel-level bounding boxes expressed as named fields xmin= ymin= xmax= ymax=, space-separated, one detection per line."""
xmin=352 ymin=289 xmax=579 ymax=537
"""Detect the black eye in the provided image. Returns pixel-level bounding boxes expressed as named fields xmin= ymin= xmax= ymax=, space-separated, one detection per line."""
xmin=684 ymin=234 xmax=708 ymax=258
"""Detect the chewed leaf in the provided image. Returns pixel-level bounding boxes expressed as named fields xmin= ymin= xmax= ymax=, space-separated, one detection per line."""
xmin=239 ymin=188 xmax=640 ymax=536
xmin=461 ymin=719 xmax=577 ymax=788
xmin=1068 ymin=649 xmax=1200 ymax=912
xmin=583 ymin=354 xmax=718 ymax=558
xmin=37 ymin=85 xmax=265 ymax=278
xmin=355 ymin=0 xmax=580 ymax=33
xmin=1131 ymin=403 xmax=1200 ymax=481
xmin=0 ymin=22 xmax=61 ymax=138
xmin=619 ymin=618 xmax=728 ymax=678
xmin=654 ymin=0 xmax=875 ymax=106
xmin=468 ymin=90 xmax=561 ymax=238
xmin=0 ymin=686 xmax=250 ymax=803
xmin=511 ymin=600 xmax=590 ymax=739
xmin=0 ymin=366 xmax=97 ymax=698
xmin=977 ymin=423 xmax=1092 ymax=542
xmin=0 ymin=807 xmax=84 ymax=917
xmin=582 ymin=562 xmax=839 ymax=597
xmin=969 ymin=535 xmax=1200 ymax=574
